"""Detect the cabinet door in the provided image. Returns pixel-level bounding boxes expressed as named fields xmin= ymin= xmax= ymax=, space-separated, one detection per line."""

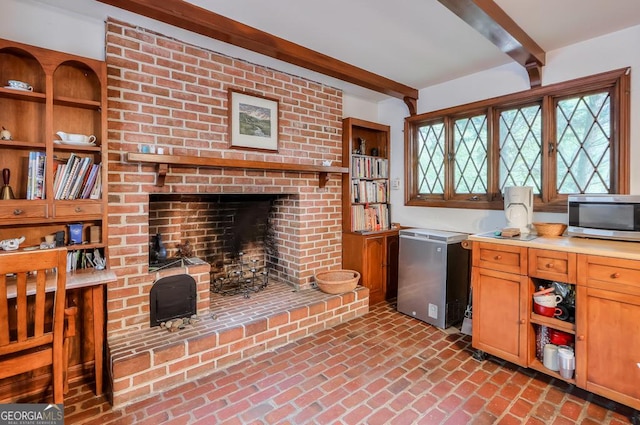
xmin=364 ymin=236 xmax=386 ymax=304
xmin=385 ymin=234 xmax=399 ymax=300
xmin=576 ymin=286 xmax=640 ymax=409
xmin=576 ymin=255 xmax=640 ymax=410
xmin=472 ymin=267 xmax=528 ymax=366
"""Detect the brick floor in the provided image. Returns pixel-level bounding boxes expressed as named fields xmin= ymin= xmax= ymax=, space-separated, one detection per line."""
xmin=62 ymin=300 xmax=635 ymax=424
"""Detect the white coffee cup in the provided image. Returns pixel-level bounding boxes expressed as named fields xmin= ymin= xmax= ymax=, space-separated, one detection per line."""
xmin=7 ymin=79 xmax=33 ymax=91
xmin=533 ymin=294 xmax=563 ymax=307
xmin=543 ymin=344 xmax=559 ymax=371
xmin=67 ymin=133 xmax=96 ymax=143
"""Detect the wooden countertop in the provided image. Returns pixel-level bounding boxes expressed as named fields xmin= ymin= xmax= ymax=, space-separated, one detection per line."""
xmin=468 ymin=232 xmax=640 ymax=261
xmin=5 ymin=267 xmax=116 ymax=298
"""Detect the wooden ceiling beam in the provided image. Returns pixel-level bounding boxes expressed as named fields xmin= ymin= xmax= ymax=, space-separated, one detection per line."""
xmin=98 ymin=0 xmax=419 ymax=109
xmin=437 ymin=0 xmax=546 ymax=87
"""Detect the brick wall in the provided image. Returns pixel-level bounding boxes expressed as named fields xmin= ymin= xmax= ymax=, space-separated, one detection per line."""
xmin=105 ymin=18 xmax=345 ymax=337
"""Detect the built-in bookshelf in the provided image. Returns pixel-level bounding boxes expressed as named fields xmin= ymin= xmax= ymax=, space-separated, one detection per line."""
xmin=0 ymin=37 xmax=108 ymax=261
xmin=349 ymin=153 xmax=390 ymax=231
xmin=342 ymin=120 xmax=392 ymax=233
xmin=341 ymin=117 xmax=399 ymax=304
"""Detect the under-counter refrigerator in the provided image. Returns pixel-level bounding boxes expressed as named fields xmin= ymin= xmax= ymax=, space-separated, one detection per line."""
xmin=396 ymin=228 xmax=470 ymax=329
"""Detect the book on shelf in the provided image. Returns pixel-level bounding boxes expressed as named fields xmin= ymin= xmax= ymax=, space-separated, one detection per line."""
xmin=350 ymin=203 xmax=390 ymax=232
xmin=68 ymin=156 xmax=93 ymax=200
xmin=351 ymin=179 xmax=388 ymax=204
xmin=80 ymin=164 xmax=100 ymax=199
xmin=53 ymin=153 xmax=102 ymax=200
xmin=89 ymin=166 xmax=102 ymax=199
xmin=351 ymin=155 xmax=389 ymax=179
xmin=26 ymin=151 xmax=46 ymax=200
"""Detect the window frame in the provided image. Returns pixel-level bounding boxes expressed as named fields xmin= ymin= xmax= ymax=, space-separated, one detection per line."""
xmin=404 ymin=68 xmax=630 ymax=213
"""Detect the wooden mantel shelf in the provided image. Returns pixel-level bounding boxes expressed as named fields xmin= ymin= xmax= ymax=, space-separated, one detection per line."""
xmin=126 ymin=152 xmax=349 ymax=188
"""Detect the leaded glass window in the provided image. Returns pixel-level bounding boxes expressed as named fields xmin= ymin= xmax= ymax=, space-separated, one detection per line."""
xmin=454 ymin=115 xmax=487 ymax=194
xmin=556 ymin=93 xmax=611 ymax=194
xmin=499 ymin=105 xmax=542 ymax=193
xmin=405 ymin=68 xmax=628 ymax=211
xmin=416 ymin=122 xmax=445 ymax=194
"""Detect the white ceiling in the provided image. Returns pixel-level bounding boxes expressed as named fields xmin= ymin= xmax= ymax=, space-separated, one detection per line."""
xmin=27 ymin=0 xmax=640 ymax=102
xmin=183 ymin=0 xmax=640 ymax=99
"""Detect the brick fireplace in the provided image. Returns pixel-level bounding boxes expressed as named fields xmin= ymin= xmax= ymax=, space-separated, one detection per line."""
xmin=104 ymin=19 xmax=367 ymax=406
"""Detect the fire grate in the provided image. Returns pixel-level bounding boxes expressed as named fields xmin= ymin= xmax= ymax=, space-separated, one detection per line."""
xmin=211 ymin=252 xmax=269 ymax=298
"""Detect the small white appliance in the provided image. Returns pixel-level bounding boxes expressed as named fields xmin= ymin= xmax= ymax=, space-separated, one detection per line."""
xmin=504 ymin=186 xmax=533 ymax=234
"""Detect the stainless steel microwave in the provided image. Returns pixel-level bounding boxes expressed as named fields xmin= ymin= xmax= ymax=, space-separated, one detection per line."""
xmin=568 ymin=194 xmax=640 ymax=242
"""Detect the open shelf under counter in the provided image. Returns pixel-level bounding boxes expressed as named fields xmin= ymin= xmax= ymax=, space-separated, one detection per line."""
xmin=126 ymin=152 xmax=349 ymax=188
xmin=528 ymin=358 xmax=576 ymax=384
xmin=67 ymin=267 xmax=116 ymax=290
xmin=530 ymin=312 xmax=576 ymax=334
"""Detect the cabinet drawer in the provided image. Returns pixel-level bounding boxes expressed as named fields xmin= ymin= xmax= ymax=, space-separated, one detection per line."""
xmin=473 ymin=242 xmax=527 ymax=275
xmin=529 ymin=248 xmax=576 ymax=283
xmin=0 ymin=203 xmax=47 ymax=220
xmin=580 ymin=255 xmax=640 ymax=294
xmin=54 ymin=201 xmax=103 ymax=217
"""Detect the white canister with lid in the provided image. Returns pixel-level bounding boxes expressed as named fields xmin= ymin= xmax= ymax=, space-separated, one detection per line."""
xmin=543 ymin=344 xmax=559 ymax=371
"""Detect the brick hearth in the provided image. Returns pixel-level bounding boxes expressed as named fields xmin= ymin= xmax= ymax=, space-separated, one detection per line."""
xmin=109 ymin=281 xmax=369 ymax=407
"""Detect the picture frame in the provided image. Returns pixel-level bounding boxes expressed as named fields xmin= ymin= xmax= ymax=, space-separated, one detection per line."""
xmin=228 ymin=89 xmax=279 ymax=151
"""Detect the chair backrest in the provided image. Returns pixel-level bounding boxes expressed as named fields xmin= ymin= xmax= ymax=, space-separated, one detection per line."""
xmin=0 ymin=248 xmax=67 ymax=356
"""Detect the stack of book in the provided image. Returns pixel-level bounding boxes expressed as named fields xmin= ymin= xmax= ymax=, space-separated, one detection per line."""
xmin=351 ymin=204 xmax=390 ymax=232
xmin=26 ymin=151 xmax=46 ymax=200
xmin=351 ymin=155 xmax=389 ymax=179
xmin=53 ymin=153 xmax=102 ymax=200
xmin=351 ymin=180 xmax=388 ymax=204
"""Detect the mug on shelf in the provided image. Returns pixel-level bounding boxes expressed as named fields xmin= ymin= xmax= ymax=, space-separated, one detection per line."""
xmin=533 ymin=293 xmax=563 ymax=307
xmin=533 ymin=302 xmax=562 ymax=317
xmin=7 ymin=80 xmax=33 ymax=91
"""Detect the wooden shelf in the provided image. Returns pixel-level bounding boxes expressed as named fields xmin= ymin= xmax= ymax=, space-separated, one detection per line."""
xmin=530 ymin=312 xmax=576 ymax=334
xmin=126 ymin=152 xmax=349 ymax=188
xmin=528 ymin=358 xmax=575 ymax=384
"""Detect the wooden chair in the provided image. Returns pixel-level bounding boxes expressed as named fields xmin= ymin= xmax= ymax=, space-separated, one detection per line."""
xmin=0 ymin=248 xmax=69 ymax=403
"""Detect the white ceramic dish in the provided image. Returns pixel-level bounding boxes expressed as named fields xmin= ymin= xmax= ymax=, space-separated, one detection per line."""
xmin=54 ymin=139 xmax=96 ymax=146
xmin=4 ymin=86 xmax=32 ymax=91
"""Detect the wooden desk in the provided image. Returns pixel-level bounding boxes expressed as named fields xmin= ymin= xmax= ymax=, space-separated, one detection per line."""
xmin=5 ymin=266 xmax=115 ymax=395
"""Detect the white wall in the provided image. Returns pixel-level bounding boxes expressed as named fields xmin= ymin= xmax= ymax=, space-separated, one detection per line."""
xmin=381 ymin=25 xmax=640 ymax=234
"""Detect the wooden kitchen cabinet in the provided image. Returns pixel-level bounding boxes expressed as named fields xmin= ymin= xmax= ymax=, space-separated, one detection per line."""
xmin=470 ymin=236 xmax=640 ymax=418
xmin=471 ymin=243 xmax=529 ymax=366
xmin=576 ymin=254 xmax=640 ymax=411
xmin=342 ymin=230 xmax=398 ymax=304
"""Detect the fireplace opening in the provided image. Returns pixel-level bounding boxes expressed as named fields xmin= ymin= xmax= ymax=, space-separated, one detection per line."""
xmin=149 ymin=193 xmax=291 ymax=286
xmin=149 ymin=274 xmax=197 ymax=327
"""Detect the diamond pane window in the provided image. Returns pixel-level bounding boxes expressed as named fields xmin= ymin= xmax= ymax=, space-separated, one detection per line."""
xmin=499 ymin=105 xmax=542 ymax=193
xmin=454 ymin=115 xmax=487 ymax=194
xmin=416 ymin=122 xmax=445 ymax=194
xmin=556 ymin=92 xmax=611 ymax=193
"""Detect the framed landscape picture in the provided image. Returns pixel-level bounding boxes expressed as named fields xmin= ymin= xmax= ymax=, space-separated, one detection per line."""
xmin=228 ymin=89 xmax=279 ymax=151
